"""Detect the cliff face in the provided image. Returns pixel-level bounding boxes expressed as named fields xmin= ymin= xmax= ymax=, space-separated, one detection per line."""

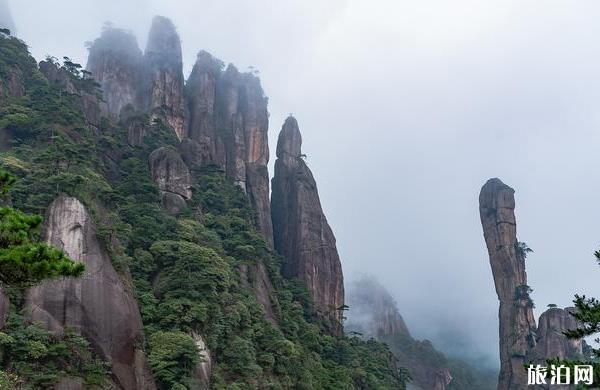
xmin=144 ymin=16 xmax=186 ymax=140
xmin=346 ymin=277 xmax=452 ymax=390
xmin=87 ymin=22 xmax=274 ymax=247
xmin=535 ymin=307 xmax=585 ymax=360
xmin=186 ymin=54 xmax=273 ymax=246
xmin=86 ymin=27 xmax=144 ymax=117
xmin=25 ymin=196 xmax=155 ymax=390
xmin=149 ymin=146 xmax=192 ymax=215
xmin=271 ymin=117 xmax=344 ymax=332
xmin=479 ymin=178 xmax=536 ymax=389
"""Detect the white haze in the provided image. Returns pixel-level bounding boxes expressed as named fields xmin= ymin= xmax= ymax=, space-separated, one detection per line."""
xmin=7 ymin=0 xmax=600 ymax=366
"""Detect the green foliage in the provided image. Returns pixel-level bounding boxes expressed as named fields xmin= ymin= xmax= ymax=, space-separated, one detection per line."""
xmin=148 ymin=331 xmax=200 ymax=389
xmin=0 ymin=33 xmax=407 ymax=389
xmin=0 ymin=314 xmax=109 ymax=388
xmin=0 ymin=170 xmax=84 ymax=287
xmin=516 ymin=241 xmax=533 ymax=260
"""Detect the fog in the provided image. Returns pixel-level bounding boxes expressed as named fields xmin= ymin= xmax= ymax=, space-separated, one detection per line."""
xmin=7 ymin=0 xmax=600 ymax=365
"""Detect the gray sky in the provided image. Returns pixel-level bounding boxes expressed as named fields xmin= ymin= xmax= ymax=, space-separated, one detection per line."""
xmin=8 ymin=0 xmax=600 ymax=365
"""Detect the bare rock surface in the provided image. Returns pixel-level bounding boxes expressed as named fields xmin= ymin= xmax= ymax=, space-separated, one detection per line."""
xmin=271 ymin=117 xmax=344 ymax=333
xmin=192 ymin=332 xmax=212 ymax=390
xmin=149 ymin=146 xmax=192 ymax=214
xmin=86 ymin=26 xmax=144 ymax=118
xmin=480 ymin=178 xmax=537 ymax=389
xmin=144 ymin=16 xmax=186 ymax=139
xmin=186 ymin=54 xmax=273 ymax=246
xmin=25 ymin=196 xmax=155 ymax=390
xmin=535 ymin=307 xmax=585 ymax=360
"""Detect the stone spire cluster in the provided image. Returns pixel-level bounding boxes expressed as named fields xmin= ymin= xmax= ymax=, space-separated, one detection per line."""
xmin=86 ymin=17 xmax=345 ymax=332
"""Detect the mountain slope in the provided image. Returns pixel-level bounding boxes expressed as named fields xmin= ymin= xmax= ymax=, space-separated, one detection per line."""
xmin=0 ymin=26 xmax=406 ymax=389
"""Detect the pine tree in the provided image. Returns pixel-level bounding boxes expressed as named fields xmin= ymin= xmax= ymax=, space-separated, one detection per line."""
xmin=0 ymin=169 xmax=84 ymax=287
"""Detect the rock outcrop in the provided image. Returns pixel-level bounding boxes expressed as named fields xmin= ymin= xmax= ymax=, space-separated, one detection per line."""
xmin=25 ymin=196 xmax=155 ymax=390
xmin=186 ymin=53 xmax=273 ymax=246
xmin=192 ymin=332 xmax=212 ymax=389
xmin=271 ymin=116 xmax=344 ymax=332
xmin=149 ymin=146 xmax=192 ymax=214
xmin=86 ymin=26 xmax=144 ymax=117
xmin=479 ymin=178 xmax=537 ymax=389
xmin=86 ymin=20 xmax=274 ymax=246
xmin=144 ymin=16 xmax=186 ymax=139
xmin=346 ymin=277 xmax=452 ymax=390
xmin=535 ymin=307 xmax=585 ymax=360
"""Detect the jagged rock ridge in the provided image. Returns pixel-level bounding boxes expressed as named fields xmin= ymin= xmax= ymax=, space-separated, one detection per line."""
xmin=271 ymin=116 xmax=345 ymax=333
xmin=87 ymin=19 xmax=274 ymax=248
xmin=25 ymin=196 xmax=155 ymax=390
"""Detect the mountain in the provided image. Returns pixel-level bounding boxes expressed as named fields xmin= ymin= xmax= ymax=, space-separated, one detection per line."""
xmin=0 ymin=20 xmax=405 ymax=389
xmin=346 ymin=276 xmax=498 ymax=390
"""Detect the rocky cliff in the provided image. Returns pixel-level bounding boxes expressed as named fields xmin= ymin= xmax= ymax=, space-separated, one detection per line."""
xmin=535 ymin=307 xmax=585 ymax=360
xmin=185 ymin=53 xmax=273 ymax=247
xmin=25 ymin=196 xmax=155 ymax=390
xmin=149 ymin=146 xmax=192 ymax=215
xmin=144 ymin=16 xmax=186 ymax=140
xmin=271 ymin=116 xmax=344 ymax=333
xmin=86 ymin=26 xmax=144 ymax=117
xmin=479 ymin=178 xmax=537 ymax=389
xmin=87 ymin=21 xmax=274 ymax=247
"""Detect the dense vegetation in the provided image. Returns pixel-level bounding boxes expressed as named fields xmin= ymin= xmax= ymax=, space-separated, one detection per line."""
xmin=0 ymin=32 xmax=407 ymax=389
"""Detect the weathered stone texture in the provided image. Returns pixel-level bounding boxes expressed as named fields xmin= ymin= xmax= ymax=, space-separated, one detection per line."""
xmin=271 ymin=117 xmax=344 ymax=333
xmin=25 ymin=196 xmax=155 ymax=390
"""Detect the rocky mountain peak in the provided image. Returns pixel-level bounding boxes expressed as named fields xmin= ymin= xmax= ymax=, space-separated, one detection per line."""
xmin=276 ymin=116 xmax=302 ymax=158
xmin=479 ymin=178 xmax=536 ymax=389
xmin=145 ymin=16 xmax=181 ymax=64
xmin=86 ymin=25 xmax=144 ymax=117
xmin=144 ymin=15 xmax=186 ymax=139
xmin=271 ymin=117 xmax=344 ymax=334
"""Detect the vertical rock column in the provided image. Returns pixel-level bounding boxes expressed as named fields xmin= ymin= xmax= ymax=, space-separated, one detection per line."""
xmin=86 ymin=26 xmax=144 ymax=118
xmin=271 ymin=117 xmax=344 ymax=334
xmin=185 ymin=55 xmax=273 ymax=247
xmin=479 ymin=178 xmax=537 ymax=390
xmin=144 ymin=16 xmax=186 ymax=139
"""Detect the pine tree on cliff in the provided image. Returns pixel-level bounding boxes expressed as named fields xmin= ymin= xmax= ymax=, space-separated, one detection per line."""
xmin=0 ymin=170 xmax=84 ymax=287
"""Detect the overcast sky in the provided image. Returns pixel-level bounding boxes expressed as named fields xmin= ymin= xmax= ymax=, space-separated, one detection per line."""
xmin=6 ymin=0 xmax=600 ymax=365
